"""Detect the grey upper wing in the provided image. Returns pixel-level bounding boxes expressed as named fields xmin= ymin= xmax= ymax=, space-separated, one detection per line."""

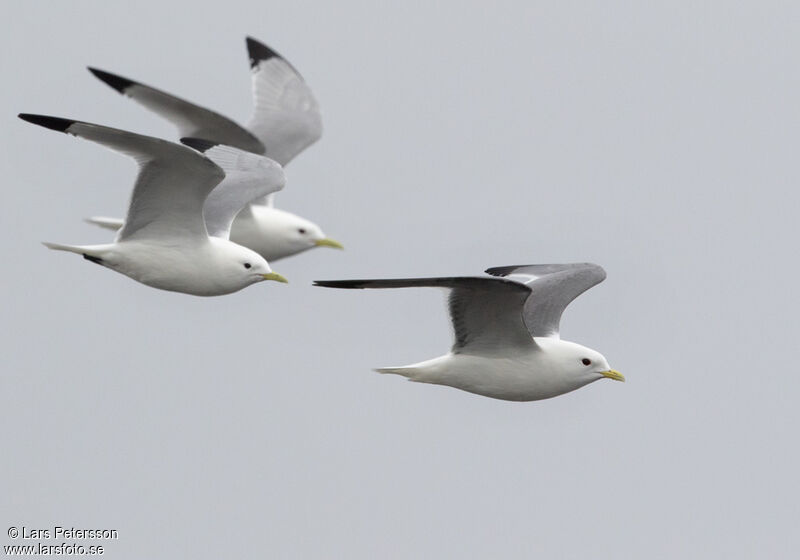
xmin=314 ymin=276 xmax=536 ymax=355
xmin=19 ymin=114 xmax=223 ymax=242
xmin=88 ymin=67 xmax=265 ymax=154
xmin=181 ymin=138 xmax=285 ymax=239
xmin=485 ymin=263 xmax=606 ymax=338
xmin=244 ymin=37 xmax=322 ymax=167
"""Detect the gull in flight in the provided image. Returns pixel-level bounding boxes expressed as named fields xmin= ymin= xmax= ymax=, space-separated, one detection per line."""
xmin=315 ymin=263 xmax=624 ymax=401
xmin=20 ymin=113 xmax=288 ymax=296
xmin=85 ymin=36 xmax=342 ymax=262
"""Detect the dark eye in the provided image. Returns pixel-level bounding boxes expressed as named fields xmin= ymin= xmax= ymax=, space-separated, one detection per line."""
xmin=298 ymin=228 xmax=307 ymax=234
xmin=243 ymin=263 xmax=252 ymax=269
xmin=581 ymin=358 xmax=591 ymax=366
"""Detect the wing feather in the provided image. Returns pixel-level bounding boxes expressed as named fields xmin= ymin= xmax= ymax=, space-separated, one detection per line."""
xmin=245 ymin=37 xmax=322 ymax=166
xmin=89 ymin=67 xmax=265 ymax=154
xmin=485 ymin=263 xmax=606 ymax=337
xmin=19 ymin=114 xmax=223 ymax=241
xmin=181 ymin=139 xmax=285 ymax=239
xmin=314 ymin=276 xmax=536 ymax=354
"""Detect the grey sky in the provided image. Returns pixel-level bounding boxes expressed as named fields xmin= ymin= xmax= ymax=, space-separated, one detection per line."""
xmin=2 ymin=1 xmax=798 ymax=558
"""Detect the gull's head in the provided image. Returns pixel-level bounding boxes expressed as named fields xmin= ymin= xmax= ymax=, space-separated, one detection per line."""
xmin=216 ymin=240 xmax=288 ymax=287
xmin=237 ymin=206 xmax=343 ymax=262
xmin=280 ymin=214 xmax=343 ymax=254
xmin=540 ymin=338 xmax=624 ymax=386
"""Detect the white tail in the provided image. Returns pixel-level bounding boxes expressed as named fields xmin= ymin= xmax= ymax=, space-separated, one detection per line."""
xmin=42 ymin=241 xmax=90 ymax=255
xmin=42 ymin=242 xmax=111 ymax=265
xmin=85 ymin=216 xmax=124 ymax=231
xmin=374 ymin=366 xmax=420 ymax=379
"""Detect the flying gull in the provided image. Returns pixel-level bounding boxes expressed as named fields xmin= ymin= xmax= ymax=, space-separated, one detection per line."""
xmin=315 ymin=263 xmax=623 ymax=401
xmin=19 ymin=114 xmax=288 ymax=296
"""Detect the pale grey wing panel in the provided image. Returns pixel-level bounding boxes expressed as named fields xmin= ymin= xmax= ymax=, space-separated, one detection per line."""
xmin=88 ymin=130 xmax=224 ymax=242
xmin=88 ymin=68 xmax=265 ymax=154
xmin=56 ymin=120 xmax=221 ymax=241
xmin=18 ymin=114 xmax=223 ymax=242
xmin=181 ymin=139 xmax=285 ymax=239
xmin=486 ymin=263 xmax=606 ymax=338
xmin=314 ymin=276 xmax=536 ymax=355
xmin=244 ymin=37 xmax=322 ymax=166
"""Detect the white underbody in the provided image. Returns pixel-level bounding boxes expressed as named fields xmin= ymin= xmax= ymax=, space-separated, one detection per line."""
xmin=57 ymin=237 xmax=269 ymax=296
xmin=377 ymin=338 xmax=605 ymax=402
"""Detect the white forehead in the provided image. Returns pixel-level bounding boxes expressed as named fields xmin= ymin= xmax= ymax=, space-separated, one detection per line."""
xmin=270 ymin=209 xmax=323 ymax=234
xmin=536 ymin=337 xmax=607 ymax=363
xmin=215 ymin=238 xmax=269 ymax=266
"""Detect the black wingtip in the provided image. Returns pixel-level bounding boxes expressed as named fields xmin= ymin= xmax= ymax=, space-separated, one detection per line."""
xmin=313 ymin=280 xmax=366 ymax=289
xmin=484 ymin=265 xmax=518 ymax=277
xmin=87 ymin=67 xmax=135 ymax=94
xmin=18 ymin=113 xmax=76 ymax=133
xmin=180 ymin=137 xmax=219 ymax=153
xmin=246 ymin=36 xmax=282 ymax=68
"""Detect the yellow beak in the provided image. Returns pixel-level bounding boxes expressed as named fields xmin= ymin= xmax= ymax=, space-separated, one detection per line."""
xmin=600 ymin=369 xmax=625 ymax=382
xmin=314 ymin=238 xmax=344 ymax=249
xmin=261 ymin=272 xmax=289 ymax=284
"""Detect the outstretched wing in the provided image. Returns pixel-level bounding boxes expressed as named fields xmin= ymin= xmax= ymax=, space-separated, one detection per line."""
xmin=181 ymin=138 xmax=285 ymax=239
xmin=19 ymin=114 xmax=223 ymax=242
xmin=314 ymin=276 xmax=536 ymax=355
xmin=485 ymin=263 xmax=606 ymax=338
xmin=245 ymin=37 xmax=322 ymax=167
xmin=88 ymin=67 xmax=265 ymax=154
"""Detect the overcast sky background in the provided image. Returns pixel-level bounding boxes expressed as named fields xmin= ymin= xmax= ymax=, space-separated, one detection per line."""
xmin=2 ymin=1 xmax=798 ymax=558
